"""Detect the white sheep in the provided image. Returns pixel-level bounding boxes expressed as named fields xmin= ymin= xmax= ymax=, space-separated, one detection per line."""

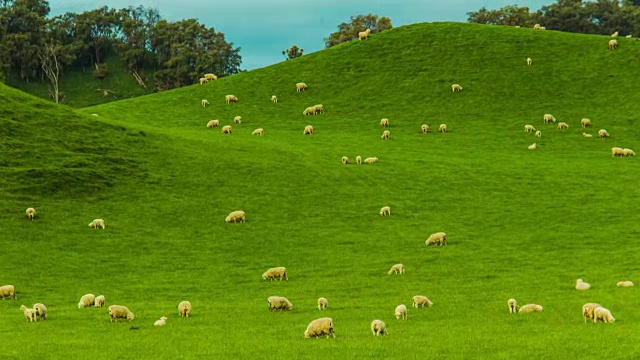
xmin=379 ymin=206 xmax=390 ymax=216
xmin=380 ymin=118 xmax=389 ymax=127
xmin=543 ymin=114 xmax=556 ymax=123
xmin=33 ymin=303 xmax=47 ymax=320
xmin=526 ymin=57 xmax=532 ymax=66
xmin=528 ymin=143 xmax=537 ymax=150
xmin=251 ymin=128 xmax=264 ymax=136
xmin=108 ymin=305 xmax=134 ymax=322
xmin=394 ymin=304 xmax=408 ymax=320
xmin=611 ymin=31 xmax=619 ymax=38
xmin=225 ymin=210 xmax=245 ymax=223
xmin=201 ymin=99 xmax=209 ymax=107
xmin=356 ymin=155 xmax=362 ymax=165
xmin=612 ymin=147 xmax=625 ymax=157
xmin=581 ymin=118 xmax=592 ymax=128
xmin=425 ymin=232 xmax=447 ymax=246
xmin=439 ymin=124 xmax=447 ymax=133
xmin=582 ymin=303 xmax=602 ymax=323
xmin=317 ymin=297 xmax=328 ymax=311
xmin=313 ymin=104 xmax=324 ymax=115
xmin=178 ymin=301 xmax=192 ymax=317
xmin=303 ymin=125 xmax=314 ymax=135
xmin=225 ymin=95 xmax=238 ymax=104
xmin=421 ymin=124 xmax=429 ymax=133
xmin=154 ymin=316 xmax=168 ymax=326
xmin=199 ymin=77 xmax=208 ymax=85
xmin=262 ymin=267 xmax=288 ymax=281
xmin=94 ymin=295 xmax=105 ymax=308
xmin=535 ymin=130 xmax=542 ymax=138
xmin=359 ymin=28 xmax=371 ymax=40
xmin=451 ymin=84 xmax=462 ymax=92
xmin=412 ymin=295 xmax=433 ymax=308
xmin=296 ymin=82 xmax=308 ymax=92
xmin=20 ymin=305 xmax=37 ymax=322
xmin=271 ymin=95 xmax=278 ymax=103
xmin=617 ymin=281 xmax=634 ymax=287
xmin=88 ymin=219 xmax=105 ymax=229
xmin=609 ymin=39 xmax=618 ymax=50
xmin=626 ymin=34 xmax=633 ymax=38
xmin=304 ymin=317 xmax=335 ymax=338
xmin=508 ymin=298 xmax=518 ymax=314
xmin=518 ymin=304 xmax=543 ymax=313
xmin=371 ymin=319 xmax=387 ymax=336
xmin=234 ymin=116 xmax=242 ymax=124
xmin=303 ymin=107 xmax=315 ymax=116
xmin=593 ymin=306 xmax=615 ymax=323
xmin=576 ymin=279 xmax=591 ymax=290
xmin=78 ymin=293 xmax=96 ymax=308
xmin=267 ymin=296 xmax=293 ymax=311
xmin=25 ymin=207 xmax=36 ymax=220
xmin=364 ymin=157 xmax=378 ymax=164
xmin=222 ymin=125 xmax=233 ymax=134
xmin=556 ymin=122 xmax=569 ymax=129
xmin=623 ymin=148 xmax=636 ymax=156
xmin=533 ymin=24 xmax=541 ymax=30
xmin=204 ymin=73 xmax=217 ymax=81
xmin=583 ymin=133 xmax=593 ymax=138
xmin=207 ymin=120 xmax=220 ymax=128
xmin=341 ymin=156 xmax=350 ymax=165
xmin=381 ymin=130 xmax=390 ymax=140
xmin=388 ymin=263 xmax=405 ymax=275
xmin=524 ymin=124 xmax=536 ymax=133
xmin=598 ymin=129 xmax=609 ymax=138
xmin=0 ymin=285 xmax=16 ymax=300
xmin=539 ymin=26 xmax=546 ymax=30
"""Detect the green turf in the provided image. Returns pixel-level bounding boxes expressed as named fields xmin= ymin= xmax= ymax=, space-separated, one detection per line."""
xmin=2 ymin=22 xmax=640 ymax=359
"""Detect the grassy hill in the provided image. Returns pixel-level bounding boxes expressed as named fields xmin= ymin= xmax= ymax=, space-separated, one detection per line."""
xmin=2 ymin=22 xmax=640 ymax=359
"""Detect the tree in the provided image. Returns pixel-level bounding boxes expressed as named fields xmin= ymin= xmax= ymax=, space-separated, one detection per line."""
xmin=282 ymin=44 xmax=303 ymax=60
xmin=325 ymin=14 xmax=392 ymax=48
xmin=2 ymin=0 xmax=49 ymax=80
xmin=39 ymin=16 xmax=78 ymax=103
xmin=467 ymin=5 xmax=538 ymax=26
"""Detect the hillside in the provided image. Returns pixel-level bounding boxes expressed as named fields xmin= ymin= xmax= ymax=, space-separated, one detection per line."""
xmin=2 ymin=22 xmax=640 ymax=359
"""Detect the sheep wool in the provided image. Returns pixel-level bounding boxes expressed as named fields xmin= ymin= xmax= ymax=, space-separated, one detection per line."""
xmin=371 ymin=320 xmax=387 ymax=336
xmin=304 ymin=318 xmax=335 ymax=338
xmin=178 ymin=301 xmax=192 ymax=317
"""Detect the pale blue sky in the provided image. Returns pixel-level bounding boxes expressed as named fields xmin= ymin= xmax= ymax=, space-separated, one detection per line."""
xmin=48 ymin=0 xmax=554 ymax=70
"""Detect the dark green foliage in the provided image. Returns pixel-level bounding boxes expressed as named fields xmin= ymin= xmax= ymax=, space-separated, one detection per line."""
xmin=325 ymin=13 xmax=393 ymax=47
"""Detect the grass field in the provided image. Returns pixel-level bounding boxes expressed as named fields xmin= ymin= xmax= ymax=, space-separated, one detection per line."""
xmin=2 ymin=22 xmax=640 ymax=359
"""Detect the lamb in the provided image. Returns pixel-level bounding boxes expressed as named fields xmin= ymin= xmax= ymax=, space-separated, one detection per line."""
xmin=204 ymin=73 xmax=217 ymax=81
xmin=526 ymin=57 xmax=532 ymax=66
xmin=593 ymin=306 xmax=615 ymax=323
xmin=94 ymin=295 xmax=105 ymax=308
xmin=535 ymin=130 xmax=542 ymax=138
xmin=0 ymin=285 xmax=16 ymax=300
xmin=388 ymin=263 xmax=405 ymax=275
xmin=380 ymin=118 xmax=389 ymax=127
xmin=439 ymin=124 xmax=447 ymax=133
xmin=32 ymin=303 xmax=47 ymax=320
xmin=556 ymin=122 xmax=569 ymax=129
xmin=425 ymin=232 xmax=447 ymax=246
xmin=201 ymin=99 xmax=209 ymax=107
xmin=539 ymin=26 xmax=546 ymax=30
xmin=271 ymin=95 xmax=278 ymax=103
xmin=267 ymin=296 xmax=293 ymax=311
xmin=508 ymin=298 xmax=518 ymax=313
xmin=178 ymin=301 xmax=192 ymax=317
xmin=518 ymin=304 xmax=543 ymax=313
xmin=296 ymin=82 xmax=308 ymax=92
xmin=612 ymin=147 xmax=625 ymax=157
xmin=303 ymin=125 xmax=313 ymax=135
xmin=412 ymin=295 xmax=433 ymax=308
xmin=356 ymin=155 xmax=362 ymax=164
xmin=154 ymin=316 xmax=168 ymax=326
xmin=543 ymin=114 xmax=556 ymax=123
xmin=26 ymin=207 xmax=36 ymax=220
xmin=225 ymin=210 xmax=245 ymax=223
xmin=304 ymin=317 xmax=335 ymax=338
xmin=251 ymin=128 xmax=264 ymax=136
xmin=317 ymin=297 xmax=328 ymax=311
xmin=88 ymin=219 xmax=105 ymax=229
xmin=262 ymin=266 xmax=288 ymax=281
xmin=381 ymin=130 xmax=390 ymax=140
xmin=20 ymin=305 xmax=37 ymax=322
xmin=222 ymin=125 xmax=233 ymax=134
xmin=609 ymin=39 xmax=618 ymax=50
xmin=225 ymin=95 xmax=238 ymax=104
xmin=524 ymin=124 xmax=536 ymax=133
xmin=108 ymin=305 xmax=134 ymax=322
xmin=611 ymin=31 xmax=619 ymax=38
xmin=234 ymin=116 xmax=242 ymax=124
xmin=371 ymin=319 xmax=387 ymax=336
xmin=623 ymin=148 xmax=636 ymax=156
xmin=303 ymin=107 xmax=315 ymax=116
xmin=341 ymin=156 xmax=350 ymax=165
xmin=394 ymin=304 xmax=408 ymax=320
xmin=581 ymin=118 xmax=592 ymax=128
xmin=576 ymin=279 xmax=591 ymax=290
xmin=528 ymin=143 xmax=537 ymax=150
xmin=582 ymin=303 xmax=602 ymax=323
xmin=451 ymin=84 xmax=462 ymax=92
xmin=379 ymin=206 xmax=390 ymax=216
xmin=199 ymin=77 xmax=208 ymax=85
xmin=598 ymin=129 xmax=609 ymax=138
xmin=583 ymin=133 xmax=593 ymax=138
xmin=626 ymin=34 xmax=633 ymax=38
xmin=533 ymin=24 xmax=541 ymax=30
xmin=313 ymin=104 xmax=324 ymax=114
xmin=78 ymin=293 xmax=96 ymax=308
xmin=359 ymin=28 xmax=371 ymax=40
xmin=364 ymin=157 xmax=378 ymax=164
xmin=207 ymin=120 xmax=220 ymax=128
xmin=421 ymin=124 xmax=429 ymax=133
xmin=616 ymin=281 xmax=634 ymax=287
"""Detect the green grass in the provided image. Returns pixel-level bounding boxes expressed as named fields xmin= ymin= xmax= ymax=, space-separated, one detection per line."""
xmin=2 ymin=22 xmax=640 ymax=359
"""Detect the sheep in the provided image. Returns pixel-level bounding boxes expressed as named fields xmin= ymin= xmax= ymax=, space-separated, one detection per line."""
xmin=271 ymin=95 xmax=278 ymax=103
xmin=451 ymin=84 xmax=462 ymax=92
xmin=617 ymin=281 xmax=634 ymax=287
xmin=204 ymin=73 xmax=217 ymax=81
xmin=251 ymin=128 xmax=264 ymax=136
xmin=439 ymin=124 xmax=447 ymax=133
xmin=267 ymin=296 xmax=293 ymax=311
xmin=394 ymin=304 xmax=408 ymax=320
xmin=412 ymin=295 xmax=433 ymax=309
xmin=26 ymin=207 xmax=36 ymax=220
xmin=225 ymin=210 xmax=245 ymax=223
xmin=1 ymin=285 xmax=16 ymax=300
xmin=201 ymin=99 xmax=209 ymax=107
xmin=341 ymin=156 xmax=350 ymax=165
xmin=262 ymin=266 xmax=288 ymax=281
xmin=526 ymin=57 xmax=532 ymax=66
xmin=20 ymin=305 xmax=37 ymax=322
xmin=583 ymin=133 xmax=593 ymax=138
xmin=359 ymin=28 xmax=371 ymax=40
xmin=518 ymin=304 xmax=543 ymax=313
xmin=154 ymin=316 xmax=168 ymax=326
xmin=381 ymin=130 xmax=391 ymax=140
xmin=524 ymin=124 xmax=536 ymax=133
xmin=78 ymin=293 xmax=96 ymax=308
xmin=234 ymin=116 xmax=242 ymax=124
xmin=303 ymin=125 xmax=314 ymax=135
xmin=379 ymin=206 xmax=390 ymax=216
xmin=199 ymin=77 xmax=208 ymax=85
xmin=623 ymin=148 xmax=636 ymax=156
xmin=388 ymin=263 xmax=405 ymax=275
xmin=626 ymin=34 xmax=633 ymax=38
xmin=609 ymin=39 xmax=618 ymax=50
xmin=612 ymin=147 xmax=625 ymax=157
xmin=207 ymin=120 xmax=220 ymax=128
xmin=317 ymin=297 xmax=328 ymax=311
xmin=225 ymin=95 xmax=238 ymax=104
xmin=576 ymin=279 xmax=591 ymax=290
xmin=304 ymin=317 xmax=335 ymax=339
xmin=88 ymin=219 xmax=105 ymax=229
xmin=556 ymin=122 xmax=569 ymax=129
xmin=421 ymin=124 xmax=429 ymax=133
xmin=178 ymin=301 xmax=192 ymax=317
xmin=425 ymin=232 xmax=447 ymax=246
xmin=222 ymin=125 xmax=233 ymax=134
xmin=33 ymin=303 xmax=47 ymax=320
xmin=543 ymin=114 xmax=556 ymax=123
xmin=303 ymin=107 xmax=315 ymax=116
xmin=108 ymin=305 xmax=134 ymax=322
xmin=581 ymin=118 xmax=592 ymax=128
xmin=598 ymin=129 xmax=609 ymax=138
xmin=371 ymin=319 xmax=387 ymax=336
xmin=593 ymin=306 xmax=615 ymax=323
xmin=611 ymin=31 xmax=619 ymax=38
xmin=508 ymin=298 xmax=518 ymax=314
xmin=356 ymin=155 xmax=362 ymax=165
xmin=539 ymin=26 xmax=546 ymax=30
xmin=296 ymin=82 xmax=308 ymax=92
xmin=535 ymin=130 xmax=542 ymax=138
xmin=582 ymin=303 xmax=602 ymax=323
xmin=364 ymin=157 xmax=378 ymax=164
xmin=533 ymin=24 xmax=541 ymax=30
xmin=94 ymin=295 xmax=105 ymax=308
xmin=528 ymin=143 xmax=537 ymax=150
xmin=380 ymin=118 xmax=389 ymax=127
xmin=313 ymin=104 xmax=324 ymax=114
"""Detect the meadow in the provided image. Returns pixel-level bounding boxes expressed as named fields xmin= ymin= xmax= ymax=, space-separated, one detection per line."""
xmin=1 ymin=22 xmax=640 ymax=359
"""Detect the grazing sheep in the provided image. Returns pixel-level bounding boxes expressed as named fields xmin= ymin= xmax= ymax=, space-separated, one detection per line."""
xmin=225 ymin=95 xmax=238 ymax=104
xmin=317 ymin=297 xmax=328 ymax=311
xmin=296 ymin=82 xmax=308 ymax=92
xmin=225 ymin=210 xmax=245 ymax=223
xmin=612 ymin=147 xmax=625 ymax=157
xmin=251 ymin=128 xmax=264 ymax=136
xmin=364 ymin=157 xmax=378 ymax=164
xmin=439 ymin=124 xmax=447 ymax=133
xmin=425 ymin=232 xmax=447 ymax=246
xmin=0 ymin=285 xmax=16 ymax=300
xmin=199 ymin=77 xmax=208 ymax=85
xmin=617 ymin=281 xmax=634 ymax=287
xmin=543 ymin=114 xmax=556 ymax=123
xmin=421 ymin=124 xmax=429 ymax=133
xmin=359 ymin=28 xmax=371 ymax=40
xmin=178 ymin=301 xmax=192 ymax=317
xmin=556 ymin=122 xmax=569 ymax=129
xmin=207 ymin=120 xmax=220 ymax=128
xmin=535 ymin=130 xmax=542 ymax=138
xmin=598 ymin=129 xmax=609 ymax=138
xmin=518 ymin=304 xmax=543 ymax=313
xmin=341 ymin=156 xmax=350 ymax=165
xmin=412 ymin=295 xmax=433 ymax=308
xmin=583 ymin=133 xmax=593 ymax=138
xmin=623 ymin=148 xmax=636 ymax=156
xmin=303 ymin=107 xmax=315 ymax=116
xmin=524 ymin=124 xmax=536 ymax=133
xmin=20 ymin=305 xmax=37 ymax=322
xmin=108 ymin=305 xmax=134 ymax=322
xmin=576 ymin=279 xmax=591 ymax=290
xmin=582 ymin=303 xmax=602 ymax=323
xmin=313 ymin=104 xmax=324 ymax=114
xmin=379 ymin=206 xmax=390 ymax=216
xmin=381 ymin=130 xmax=390 ymax=140
xmin=94 ymin=295 xmax=105 ymax=308
xmin=609 ymin=39 xmax=618 ymax=50
xmin=88 ymin=219 xmax=105 ymax=229
xmin=451 ymin=84 xmax=462 ymax=92
xmin=526 ymin=57 xmax=532 ymax=66
xmin=303 ymin=125 xmax=314 ymax=135
xmin=78 ymin=294 xmax=96 ymax=308
xmin=611 ymin=31 xmax=619 ymax=38
xmin=356 ymin=155 xmax=362 ymax=165
xmin=222 ymin=125 xmax=233 ymax=134
xmin=593 ymin=306 xmax=615 ymax=323
xmin=508 ymin=298 xmax=518 ymax=314
xmin=533 ymin=24 xmax=541 ymax=30
xmin=626 ymin=34 xmax=633 ymax=38
xmin=271 ymin=95 xmax=278 ymax=103
xmin=234 ymin=116 xmax=242 ymax=124
xmin=380 ymin=118 xmax=389 ymax=127
xmin=26 ymin=207 xmax=36 ymax=220
xmin=388 ymin=263 xmax=405 ymax=275
xmin=33 ymin=303 xmax=47 ymax=320
xmin=528 ymin=143 xmax=537 ymax=150
xmin=154 ymin=316 xmax=168 ymax=326
xmin=539 ymin=26 xmax=546 ymax=30
xmin=394 ymin=304 xmax=408 ymax=320
xmin=304 ymin=317 xmax=335 ymax=339
xmin=371 ymin=319 xmax=387 ymax=336
xmin=204 ymin=73 xmax=217 ymax=81
xmin=581 ymin=118 xmax=592 ymax=128
xmin=268 ymin=296 xmax=293 ymax=311
xmin=262 ymin=267 xmax=288 ymax=281
xmin=201 ymin=99 xmax=209 ymax=107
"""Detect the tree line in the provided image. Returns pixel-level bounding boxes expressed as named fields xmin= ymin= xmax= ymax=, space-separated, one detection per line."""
xmin=0 ymin=0 xmax=242 ymax=102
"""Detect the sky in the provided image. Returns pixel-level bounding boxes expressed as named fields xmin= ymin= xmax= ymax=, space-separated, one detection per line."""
xmin=47 ymin=0 xmax=555 ymax=71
